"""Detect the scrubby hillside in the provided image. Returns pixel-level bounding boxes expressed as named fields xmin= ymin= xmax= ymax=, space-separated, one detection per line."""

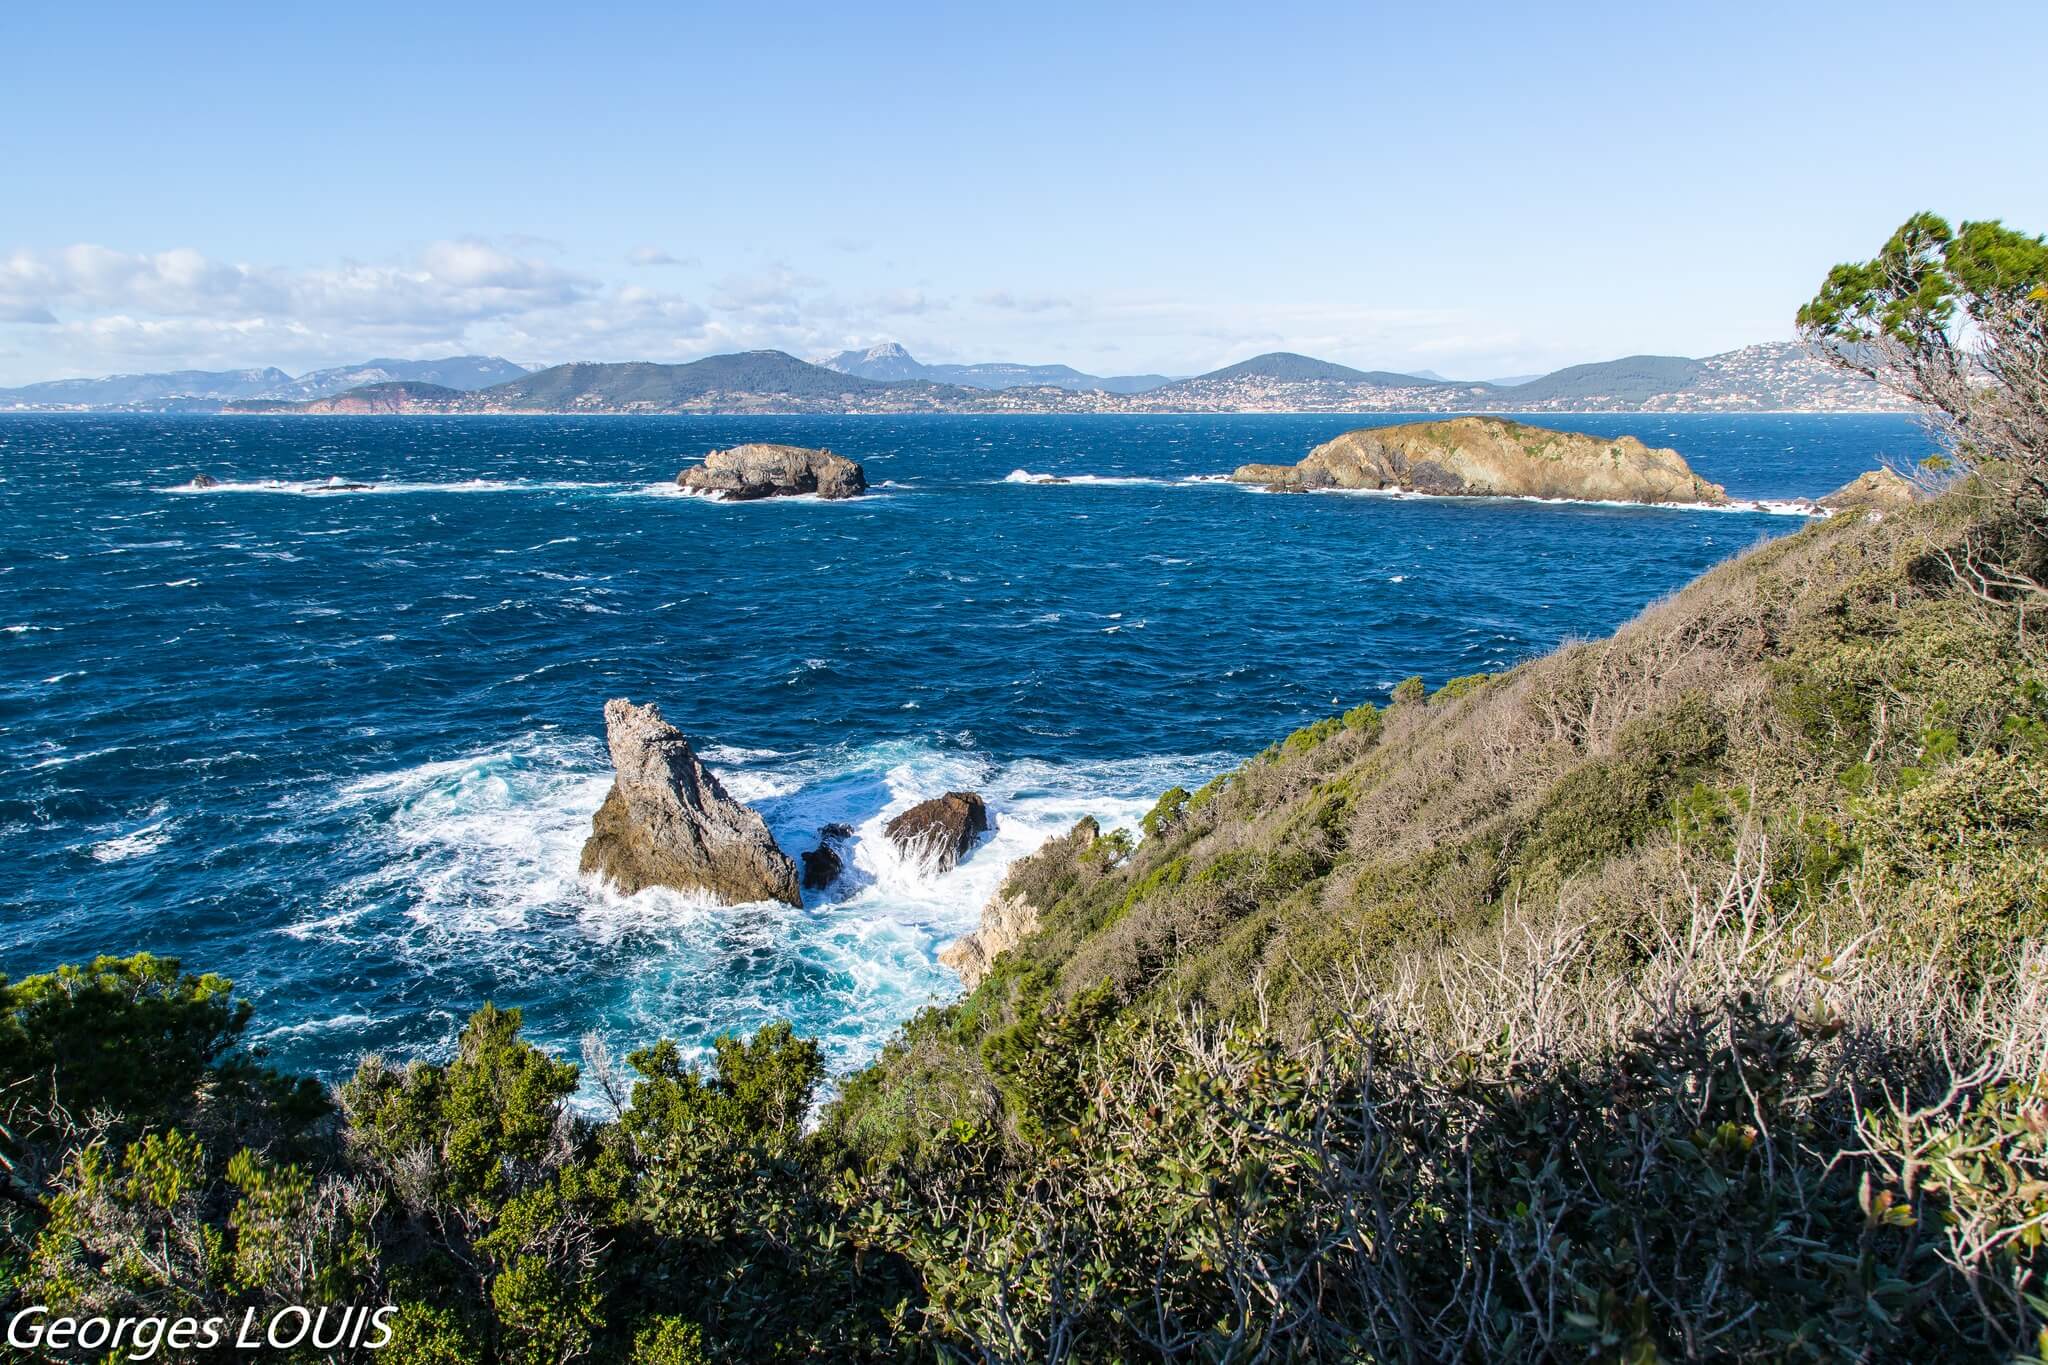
xmin=818 ymin=481 xmax=2047 ymax=1356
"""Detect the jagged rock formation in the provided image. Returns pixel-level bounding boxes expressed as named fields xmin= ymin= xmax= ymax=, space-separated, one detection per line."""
xmin=579 ymin=699 xmax=801 ymax=905
xmin=801 ymin=823 xmax=853 ymax=891
xmin=938 ymin=888 xmax=1037 ymax=990
xmin=1818 ymin=468 xmax=1923 ymax=513
xmin=1231 ymin=416 xmax=1728 ymax=505
xmin=884 ymin=792 xmax=990 ymax=873
xmin=676 ymin=444 xmax=867 ymax=500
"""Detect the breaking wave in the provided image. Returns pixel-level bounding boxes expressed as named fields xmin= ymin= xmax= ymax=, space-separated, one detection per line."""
xmin=161 ymin=477 xmax=618 ymax=496
xmin=295 ymin=730 xmax=1226 ymax=1083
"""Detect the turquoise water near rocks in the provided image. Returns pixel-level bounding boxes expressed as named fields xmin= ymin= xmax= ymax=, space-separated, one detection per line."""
xmin=0 ymin=412 xmax=1931 ymax=1081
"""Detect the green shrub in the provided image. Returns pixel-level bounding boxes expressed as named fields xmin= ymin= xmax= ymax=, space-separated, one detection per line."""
xmin=1140 ymin=785 xmax=1190 ymax=838
xmin=1430 ymin=671 xmax=1491 ymax=702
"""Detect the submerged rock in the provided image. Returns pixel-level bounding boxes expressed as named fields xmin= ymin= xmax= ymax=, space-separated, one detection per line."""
xmin=1231 ymin=416 xmax=1727 ymax=505
xmin=579 ymin=698 xmax=801 ymax=906
xmin=676 ymin=444 xmax=867 ymax=501
xmin=1818 ymin=467 xmax=1922 ymax=513
xmin=884 ymin=791 xmax=990 ymax=873
xmin=801 ymin=823 xmax=853 ymax=891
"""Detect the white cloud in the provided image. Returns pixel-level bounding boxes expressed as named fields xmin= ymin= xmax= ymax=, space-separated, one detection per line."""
xmin=628 ymin=245 xmax=696 ymax=268
xmin=0 ymin=239 xmax=1599 ymax=386
xmin=0 ymin=239 xmax=731 ymax=381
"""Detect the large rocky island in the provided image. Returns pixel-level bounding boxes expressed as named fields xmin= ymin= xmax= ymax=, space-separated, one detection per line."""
xmin=1231 ymin=416 xmax=1728 ymax=505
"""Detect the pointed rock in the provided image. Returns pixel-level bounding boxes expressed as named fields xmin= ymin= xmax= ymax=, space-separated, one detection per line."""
xmin=579 ymin=699 xmax=801 ymax=905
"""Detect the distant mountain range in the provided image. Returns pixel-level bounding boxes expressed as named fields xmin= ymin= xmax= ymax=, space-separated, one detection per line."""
xmin=821 ymin=342 xmax=1171 ymax=394
xmin=0 ymin=343 xmax=1902 ymax=416
xmin=0 ymin=356 xmax=528 ymax=411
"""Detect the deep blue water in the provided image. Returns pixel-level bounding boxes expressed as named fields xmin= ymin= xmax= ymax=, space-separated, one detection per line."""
xmin=0 ymin=412 xmax=1931 ymax=1082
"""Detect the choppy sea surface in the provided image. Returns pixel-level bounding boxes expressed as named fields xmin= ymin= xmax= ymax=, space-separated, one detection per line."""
xmin=0 ymin=412 xmax=1931 ymax=1082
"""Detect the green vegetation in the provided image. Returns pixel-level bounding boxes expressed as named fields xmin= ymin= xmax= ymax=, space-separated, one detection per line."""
xmin=6 ymin=214 xmax=2048 ymax=1359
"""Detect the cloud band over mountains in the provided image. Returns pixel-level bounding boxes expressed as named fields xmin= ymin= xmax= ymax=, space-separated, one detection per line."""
xmin=0 ymin=236 xmax=1616 ymax=388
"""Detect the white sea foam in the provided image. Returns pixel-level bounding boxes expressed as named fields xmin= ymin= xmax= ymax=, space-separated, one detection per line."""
xmin=90 ymin=813 xmax=171 ymax=862
xmin=1002 ymin=468 xmax=1181 ymax=487
xmin=1245 ymin=481 xmax=1821 ymax=516
xmin=161 ymin=477 xmax=614 ymax=496
xmin=308 ymin=731 xmax=1229 ymax=1080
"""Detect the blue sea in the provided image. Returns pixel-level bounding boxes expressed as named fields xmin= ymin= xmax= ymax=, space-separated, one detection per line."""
xmin=0 ymin=412 xmax=1931 ymax=1084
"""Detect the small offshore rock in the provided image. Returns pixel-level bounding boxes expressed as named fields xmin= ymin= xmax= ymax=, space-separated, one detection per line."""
xmin=676 ymin=444 xmax=867 ymax=500
xmin=884 ymin=791 xmax=990 ymax=873
xmin=579 ymin=698 xmax=801 ymax=906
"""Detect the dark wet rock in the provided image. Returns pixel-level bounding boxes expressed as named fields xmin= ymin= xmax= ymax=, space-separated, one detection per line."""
xmin=884 ymin=791 xmax=991 ymax=872
xmin=801 ymin=844 xmax=843 ymax=891
xmin=579 ymin=698 xmax=801 ymax=905
xmin=800 ymin=823 xmax=859 ymax=891
xmin=676 ymin=444 xmax=866 ymax=501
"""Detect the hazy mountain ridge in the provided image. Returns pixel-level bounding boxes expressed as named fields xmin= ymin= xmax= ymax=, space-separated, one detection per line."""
xmin=0 ymin=355 xmax=527 ymax=410
xmin=247 ymin=351 xmax=993 ymax=415
xmin=822 ymin=341 xmax=1171 ymax=394
xmin=11 ymin=342 xmax=1902 ymax=415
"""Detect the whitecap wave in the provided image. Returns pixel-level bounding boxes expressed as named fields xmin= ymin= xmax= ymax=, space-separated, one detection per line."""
xmin=90 ymin=813 xmax=171 ymax=862
xmin=162 ymin=477 xmax=615 ymax=496
xmin=1003 ymin=468 xmax=1181 ymax=487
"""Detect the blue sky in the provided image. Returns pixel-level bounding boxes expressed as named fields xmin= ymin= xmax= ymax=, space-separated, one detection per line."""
xmin=3 ymin=0 xmax=2044 ymax=385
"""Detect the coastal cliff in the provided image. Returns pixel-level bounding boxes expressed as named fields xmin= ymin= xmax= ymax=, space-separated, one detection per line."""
xmin=1231 ymin=415 xmax=1728 ymax=504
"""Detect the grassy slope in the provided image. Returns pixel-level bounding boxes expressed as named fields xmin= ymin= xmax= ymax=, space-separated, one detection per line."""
xmin=830 ymin=489 xmax=2045 ymax=1159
